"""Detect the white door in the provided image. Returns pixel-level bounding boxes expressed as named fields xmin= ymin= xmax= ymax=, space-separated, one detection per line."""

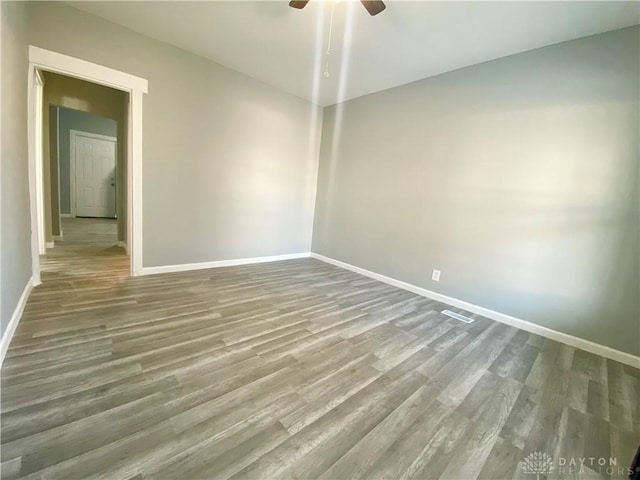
xmin=74 ymin=136 xmax=116 ymax=218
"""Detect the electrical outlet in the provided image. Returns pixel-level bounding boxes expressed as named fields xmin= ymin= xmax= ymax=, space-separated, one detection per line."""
xmin=432 ymin=269 xmax=441 ymax=282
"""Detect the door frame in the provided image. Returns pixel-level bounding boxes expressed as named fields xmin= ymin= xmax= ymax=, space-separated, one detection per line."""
xmin=69 ymin=130 xmax=118 ymax=218
xmin=30 ymin=69 xmax=46 ymax=256
xmin=27 ymin=46 xmax=148 ymax=279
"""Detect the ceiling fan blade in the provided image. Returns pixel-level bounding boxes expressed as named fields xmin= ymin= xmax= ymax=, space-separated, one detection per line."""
xmin=360 ymin=0 xmax=386 ymax=16
xmin=289 ymin=0 xmax=310 ymax=9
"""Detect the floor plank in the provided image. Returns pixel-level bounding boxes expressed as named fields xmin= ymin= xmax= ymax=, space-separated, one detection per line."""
xmin=2 ymin=217 xmax=638 ymax=479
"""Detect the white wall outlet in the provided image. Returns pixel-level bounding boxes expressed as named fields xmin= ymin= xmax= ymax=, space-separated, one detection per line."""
xmin=431 ymin=269 xmax=441 ymax=282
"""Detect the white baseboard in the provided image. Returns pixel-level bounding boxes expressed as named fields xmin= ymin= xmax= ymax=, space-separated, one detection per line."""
xmin=45 ymin=241 xmax=54 ymax=249
xmin=116 ymin=241 xmax=130 ymax=255
xmin=141 ymin=252 xmax=311 ymax=276
xmin=310 ymin=253 xmax=640 ymax=368
xmin=60 ymin=214 xmax=72 ymax=218
xmin=1 ymin=276 xmax=36 ymax=367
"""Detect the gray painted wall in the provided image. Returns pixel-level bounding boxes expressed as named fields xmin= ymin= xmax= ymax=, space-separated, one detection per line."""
xmin=313 ymin=27 xmax=640 ymax=356
xmin=28 ymin=2 xmax=321 ymax=268
xmin=57 ymin=107 xmax=118 ymax=215
xmin=1 ymin=1 xmax=31 ymax=338
xmin=6 ymin=3 xmax=637 ymax=358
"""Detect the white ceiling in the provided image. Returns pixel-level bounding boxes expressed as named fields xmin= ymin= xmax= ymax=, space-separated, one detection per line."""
xmin=68 ymin=1 xmax=640 ymax=106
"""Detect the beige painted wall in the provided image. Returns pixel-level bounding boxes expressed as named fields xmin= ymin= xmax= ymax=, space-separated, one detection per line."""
xmin=41 ymin=71 xmax=127 ymax=243
xmin=1 ymin=1 xmax=31 ymax=337
xmin=28 ymin=2 xmax=322 ymax=267
xmin=313 ymin=26 xmax=640 ymax=356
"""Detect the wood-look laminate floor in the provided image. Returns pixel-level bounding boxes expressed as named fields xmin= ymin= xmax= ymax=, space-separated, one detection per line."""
xmin=1 ymin=218 xmax=638 ymax=479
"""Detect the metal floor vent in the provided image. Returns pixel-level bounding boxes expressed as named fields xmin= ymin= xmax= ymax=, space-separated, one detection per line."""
xmin=442 ymin=309 xmax=475 ymax=324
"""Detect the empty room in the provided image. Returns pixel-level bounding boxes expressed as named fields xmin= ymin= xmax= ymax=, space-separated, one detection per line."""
xmin=1 ymin=1 xmax=638 ymax=479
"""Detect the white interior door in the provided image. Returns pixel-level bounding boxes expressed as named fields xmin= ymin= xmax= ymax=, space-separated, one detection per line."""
xmin=74 ymin=135 xmax=116 ymax=218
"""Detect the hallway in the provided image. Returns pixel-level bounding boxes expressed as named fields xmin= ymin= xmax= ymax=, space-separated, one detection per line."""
xmin=35 ymin=216 xmax=128 ymax=293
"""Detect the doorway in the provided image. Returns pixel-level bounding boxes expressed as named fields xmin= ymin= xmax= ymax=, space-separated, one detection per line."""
xmin=38 ymin=72 xmax=127 ymax=277
xmin=27 ymin=46 xmax=147 ymax=280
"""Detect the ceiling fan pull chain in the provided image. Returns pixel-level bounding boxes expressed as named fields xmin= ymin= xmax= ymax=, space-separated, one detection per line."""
xmin=324 ymin=3 xmax=335 ymax=78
